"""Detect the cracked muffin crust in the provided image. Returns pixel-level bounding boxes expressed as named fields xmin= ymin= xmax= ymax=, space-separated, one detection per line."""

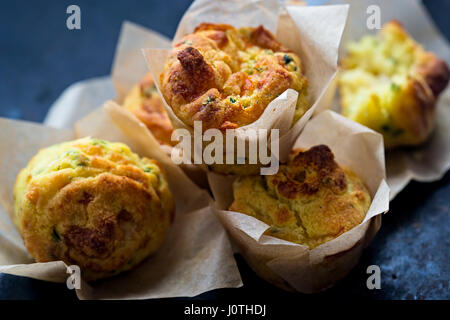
xmin=229 ymin=145 xmax=370 ymax=249
xmin=160 ymin=23 xmax=309 ymax=131
xmin=123 ymin=73 xmax=174 ymax=146
xmin=13 ymin=137 xmax=174 ymax=281
xmin=339 ymin=21 xmax=449 ymax=148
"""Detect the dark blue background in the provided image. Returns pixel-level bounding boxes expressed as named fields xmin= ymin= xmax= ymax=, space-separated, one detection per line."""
xmin=0 ymin=0 xmax=449 ymax=300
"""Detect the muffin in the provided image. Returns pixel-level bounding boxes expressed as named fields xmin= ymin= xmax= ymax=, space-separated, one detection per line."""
xmin=123 ymin=73 xmax=174 ymax=146
xmin=160 ymin=23 xmax=309 ymax=131
xmin=13 ymin=137 xmax=174 ymax=281
xmin=339 ymin=21 xmax=449 ymax=148
xmin=229 ymin=145 xmax=370 ymax=249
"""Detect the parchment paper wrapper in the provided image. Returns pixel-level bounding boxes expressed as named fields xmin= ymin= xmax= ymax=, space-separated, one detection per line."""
xmin=111 ymin=22 xmax=172 ymax=102
xmin=0 ymin=101 xmax=242 ymax=299
xmin=46 ymin=21 xmax=209 ymax=188
xmin=144 ymin=0 xmax=348 ymax=164
xmin=112 ymin=21 xmax=211 ymax=187
xmin=328 ymin=0 xmax=450 ymax=200
xmin=44 ymin=22 xmax=172 ymax=150
xmin=45 ymin=21 xmax=171 ymax=130
xmin=208 ymin=110 xmax=390 ymax=293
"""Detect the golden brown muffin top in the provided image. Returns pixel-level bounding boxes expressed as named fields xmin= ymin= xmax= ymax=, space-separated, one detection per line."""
xmin=123 ymin=73 xmax=174 ymax=146
xmin=160 ymin=23 xmax=309 ymax=131
xmin=341 ymin=21 xmax=449 ymax=96
xmin=13 ymin=138 xmax=174 ymax=281
xmin=339 ymin=21 xmax=449 ymax=148
xmin=229 ymin=145 xmax=371 ymax=248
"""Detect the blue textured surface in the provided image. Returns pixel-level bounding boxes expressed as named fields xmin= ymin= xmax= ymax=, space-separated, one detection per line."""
xmin=0 ymin=0 xmax=449 ymax=300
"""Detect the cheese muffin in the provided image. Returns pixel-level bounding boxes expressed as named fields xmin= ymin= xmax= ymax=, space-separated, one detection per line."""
xmin=13 ymin=137 xmax=174 ymax=281
xmin=160 ymin=23 xmax=309 ymax=131
xmin=123 ymin=73 xmax=174 ymax=146
xmin=339 ymin=21 xmax=449 ymax=148
xmin=230 ymin=145 xmax=370 ymax=249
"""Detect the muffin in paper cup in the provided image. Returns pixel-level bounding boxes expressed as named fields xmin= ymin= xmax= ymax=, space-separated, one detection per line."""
xmin=0 ymin=102 xmax=242 ymax=299
xmin=143 ymin=0 xmax=349 ymax=173
xmin=12 ymin=137 xmax=175 ymax=282
xmin=328 ymin=0 xmax=450 ymax=200
xmin=208 ymin=110 xmax=390 ymax=292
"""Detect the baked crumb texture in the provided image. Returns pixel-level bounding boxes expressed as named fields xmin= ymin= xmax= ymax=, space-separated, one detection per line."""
xmin=339 ymin=21 xmax=449 ymax=148
xmin=123 ymin=73 xmax=174 ymax=146
xmin=161 ymin=23 xmax=309 ymax=131
xmin=13 ymin=137 xmax=174 ymax=281
xmin=230 ymin=145 xmax=371 ymax=249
